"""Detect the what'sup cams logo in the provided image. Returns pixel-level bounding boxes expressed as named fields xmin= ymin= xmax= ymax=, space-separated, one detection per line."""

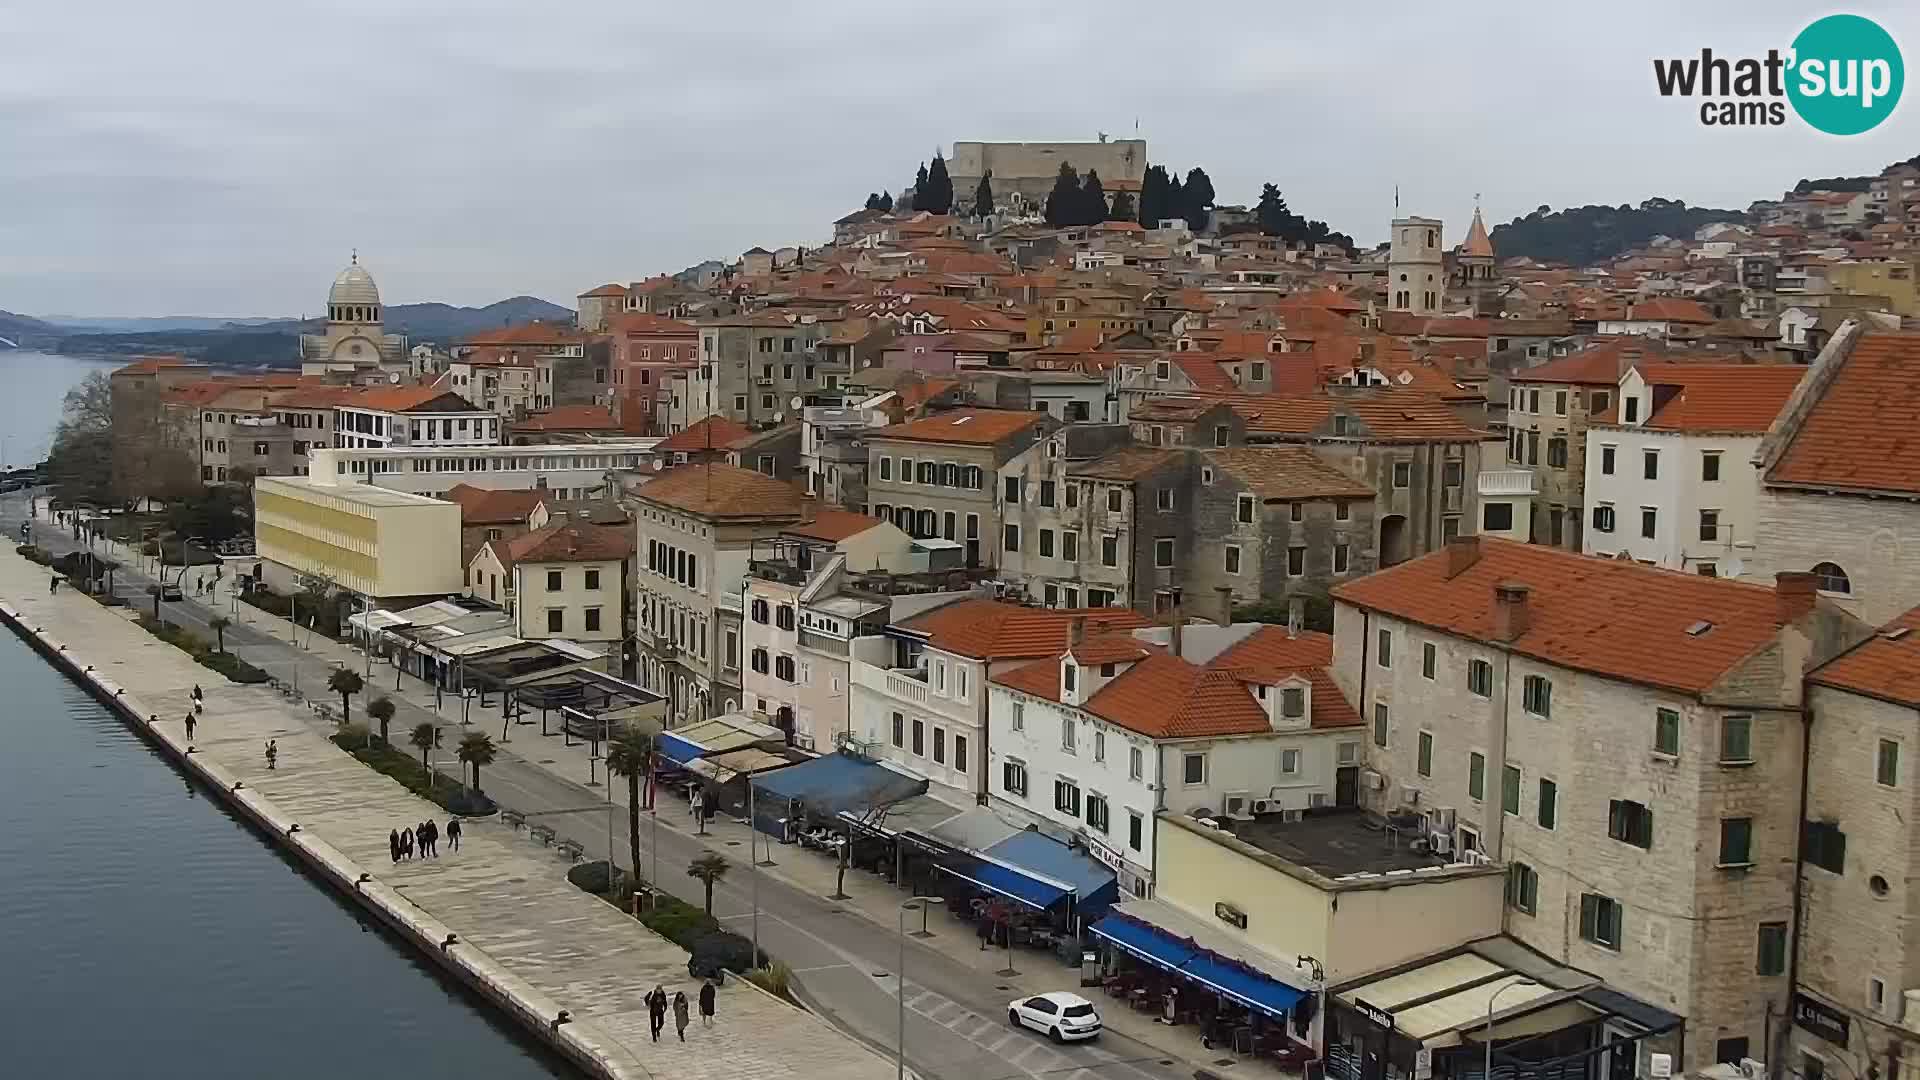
xmin=1654 ymin=14 xmax=1903 ymax=134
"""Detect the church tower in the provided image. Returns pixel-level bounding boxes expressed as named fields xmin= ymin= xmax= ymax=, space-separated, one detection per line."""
xmin=1454 ymin=203 xmax=1498 ymax=313
xmin=299 ymin=253 xmax=409 ymax=376
xmin=1388 ymin=216 xmax=1445 ymax=316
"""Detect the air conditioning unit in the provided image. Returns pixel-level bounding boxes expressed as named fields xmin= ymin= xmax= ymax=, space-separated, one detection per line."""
xmin=1464 ymin=850 xmax=1493 ymax=867
xmin=1251 ymin=798 xmax=1279 ymax=815
xmin=1400 ymin=784 xmax=1422 ymax=805
xmin=1411 ymin=837 xmax=1431 ymax=854
xmin=1361 ymin=769 xmax=1385 ymax=790
xmin=1429 ymin=807 xmax=1457 ymax=832
xmin=1740 ymin=1060 xmax=1768 ymax=1080
xmin=1309 ymin=793 xmax=1332 ymax=809
xmin=1281 ymin=809 xmax=1305 ymax=823
xmin=1224 ymin=795 xmax=1251 ymax=820
xmin=1429 ymin=831 xmax=1454 ymax=856
xmin=1196 ymin=816 xmax=1222 ymax=831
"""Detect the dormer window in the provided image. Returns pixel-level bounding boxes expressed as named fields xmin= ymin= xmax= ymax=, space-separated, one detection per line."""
xmin=1063 ymin=661 xmax=1078 ymax=693
xmin=1332 ymin=414 xmax=1353 ymax=436
xmin=1282 ymin=687 xmax=1307 ymax=719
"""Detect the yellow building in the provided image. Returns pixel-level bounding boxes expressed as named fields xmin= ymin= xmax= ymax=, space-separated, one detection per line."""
xmin=1827 ymin=259 xmax=1918 ymax=316
xmin=254 ymin=474 xmax=463 ymax=602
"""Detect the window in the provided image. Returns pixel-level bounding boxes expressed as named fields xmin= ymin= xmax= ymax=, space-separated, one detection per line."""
xmin=1871 ymin=980 xmax=1888 ymax=1016
xmin=1225 ymin=545 xmax=1241 ymax=575
xmin=1038 ymin=529 xmax=1054 ymax=558
xmin=1060 ymin=715 xmax=1076 ymax=751
xmin=1812 ymin=562 xmax=1851 ymax=595
xmin=584 ymin=607 xmax=602 ymax=632
xmin=1335 ymin=501 xmax=1351 ymax=522
xmin=1373 ymin=703 xmax=1390 ymax=748
xmin=750 ymin=598 xmax=769 ymax=624
xmin=1608 ymin=799 xmax=1654 ymax=849
xmin=1554 ymin=390 xmax=1567 ymax=416
xmin=775 ymin=655 xmax=795 ymax=682
xmin=1417 ymin=731 xmax=1433 ymax=777
xmin=1803 ymin=816 xmax=1852 ymax=877
xmin=1009 ymin=702 xmax=1024 ymax=731
xmin=1878 ymin=739 xmax=1900 ymax=787
xmin=1640 ymin=507 xmax=1657 ymax=539
xmin=1756 ymin=923 xmax=1788 ymax=976
xmin=891 ymin=711 xmax=905 ymax=747
xmin=878 ymin=457 xmax=891 ymax=480
xmin=1421 ymin=642 xmax=1436 ymax=679
xmin=1591 ymin=391 xmax=1611 ymax=414
xmin=1592 ymin=504 xmax=1615 ymax=533
xmin=1698 ymin=562 xmax=1718 ymax=578
xmin=1393 ymin=461 xmax=1411 ymax=488
xmin=1065 ymin=483 xmax=1078 ymax=508
xmin=546 ymin=609 xmax=564 ymax=633
xmin=1468 ymin=659 xmax=1493 ymax=697
xmin=1290 ymin=502 xmax=1304 ymax=523
xmin=1654 ymin=708 xmax=1681 ymax=756
xmin=1039 ymin=480 xmax=1056 ymax=507
xmin=910 ymin=717 xmax=925 ymax=755
xmin=1153 ymin=538 xmax=1174 ymax=568
xmin=1279 ymin=687 xmax=1305 ymax=720
xmin=1054 ymin=778 xmax=1081 ymax=816
xmin=584 ymin=569 xmax=601 ymax=590
xmin=751 ymin=647 xmax=769 ymax=674
xmin=1280 ymin=748 xmax=1301 ymax=774
xmin=1522 ymin=675 xmax=1552 ymax=717
xmin=1600 ymin=445 xmax=1616 ymax=475
xmin=1093 ymin=730 xmax=1105 ymax=762
xmin=775 ymin=605 xmax=794 ymax=631
xmin=1502 ymin=764 xmax=1521 ymax=815
xmin=1062 ymin=531 xmax=1078 ymax=562
xmin=1100 ymin=534 xmax=1118 ymax=567
xmin=1643 ymin=449 xmax=1659 ymax=480
xmin=1182 ymin=752 xmax=1206 ymax=785
xmin=1468 ymin=752 xmax=1486 ymax=800
xmin=1702 ymin=452 xmax=1722 ymax=482
xmin=1625 ymin=397 xmax=1640 ymax=424
xmin=1579 ymin=894 xmax=1623 ymax=949
xmin=1719 ymin=817 xmax=1753 ymax=867
xmin=1106 ymin=488 xmax=1122 ymax=513
xmin=1283 ymin=546 xmax=1304 ymax=575
xmin=1128 ymin=745 xmax=1143 ymax=780
xmin=1699 ymin=509 xmax=1720 ymax=542
xmin=1003 ymin=760 xmax=1028 ymax=797
xmin=954 ymin=735 xmax=967 ymax=773
xmin=1156 ymin=488 xmax=1175 ymax=512
xmin=1538 ymin=779 xmax=1557 ymax=829
xmin=1086 ymin=794 xmax=1109 ymax=833
xmin=547 ymin=569 xmax=563 ymax=591
xmin=1236 ymin=494 xmax=1255 ymax=524
xmin=1003 ymin=524 xmax=1020 ymax=552
xmin=1507 ymin=862 xmax=1539 ymax=915
xmin=1546 ymin=437 xmax=1567 ymax=469
xmin=1128 ymin=811 xmax=1143 ymax=852
xmin=1003 ymin=475 xmax=1021 ymax=503
xmin=1483 ymin=503 xmax=1514 ymax=531
xmin=1720 ymin=715 xmax=1753 ymax=764
xmin=1377 ymin=629 xmax=1392 ymax=668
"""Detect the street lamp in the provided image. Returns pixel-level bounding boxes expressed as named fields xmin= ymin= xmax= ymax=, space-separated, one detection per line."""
xmin=1297 ymin=954 xmax=1326 ymax=1056
xmin=1485 ymin=978 xmax=1540 ymax=1080
xmin=897 ymin=896 xmax=944 ymax=1080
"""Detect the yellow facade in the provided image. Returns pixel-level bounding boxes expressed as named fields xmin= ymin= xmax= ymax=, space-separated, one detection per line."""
xmin=254 ymin=477 xmax=462 ymax=599
xmin=1828 ymin=260 xmax=1919 ymax=316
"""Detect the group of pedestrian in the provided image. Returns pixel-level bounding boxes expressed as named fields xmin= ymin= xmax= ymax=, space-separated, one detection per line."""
xmin=645 ymin=982 xmax=713 ymax=1042
xmin=389 ymin=818 xmax=460 ymax=863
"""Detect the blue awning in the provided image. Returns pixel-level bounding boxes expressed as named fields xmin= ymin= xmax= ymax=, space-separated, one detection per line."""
xmin=1089 ymin=916 xmax=1195 ymax=972
xmin=656 ymin=731 xmax=705 ymax=766
xmin=982 ymin=830 xmax=1118 ymax=910
xmin=938 ymin=861 xmax=1069 ymax=911
xmin=1180 ymin=952 xmax=1304 ymax=1018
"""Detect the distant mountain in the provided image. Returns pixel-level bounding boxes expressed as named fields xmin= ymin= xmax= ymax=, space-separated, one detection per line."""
xmin=1489 ymin=198 xmax=1746 ymax=267
xmin=0 ymin=310 xmax=61 ymax=347
xmin=382 ymin=296 xmax=575 ymax=342
xmin=37 ymin=315 xmax=287 ymax=333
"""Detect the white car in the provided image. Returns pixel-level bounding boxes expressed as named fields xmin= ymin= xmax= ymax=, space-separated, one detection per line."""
xmin=1007 ymin=991 xmax=1102 ymax=1042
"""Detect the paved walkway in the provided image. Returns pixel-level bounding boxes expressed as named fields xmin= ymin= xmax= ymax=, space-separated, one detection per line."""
xmin=0 ymin=539 xmax=894 ymax=1080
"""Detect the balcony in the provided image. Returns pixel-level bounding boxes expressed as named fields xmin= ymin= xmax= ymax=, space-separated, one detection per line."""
xmin=887 ymin=668 xmax=930 ymax=704
xmin=1476 ymin=469 xmax=1539 ymax=497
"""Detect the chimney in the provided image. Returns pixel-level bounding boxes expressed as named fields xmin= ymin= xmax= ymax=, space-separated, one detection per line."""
xmin=1287 ymin=596 xmax=1304 ymax=639
xmin=1492 ymin=582 xmax=1531 ymax=643
xmin=1775 ymin=571 xmax=1819 ymax=625
xmin=1169 ymin=606 xmax=1185 ymax=660
xmin=1069 ymin=616 xmax=1087 ymax=647
xmin=1444 ymin=535 xmax=1482 ymax=580
xmin=1213 ymin=586 xmax=1235 ymax=628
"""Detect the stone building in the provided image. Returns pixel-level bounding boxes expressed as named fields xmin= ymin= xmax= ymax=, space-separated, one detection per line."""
xmin=1388 ymin=216 xmax=1445 ymax=316
xmin=1506 ymin=339 xmax=1643 ymax=550
xmin=948 ymin=139 xmax=1148 ymax=214
xmin=469 ymin=521 xmax=634 ymax=674
xmin=863 ymin=407 xmax=1055 ymax=568
xmin=1332 ymin=537 xmax=1870 ymax=1071
xmin=695 ymin=311 xmax=828 ymax=426
xmin=993 ymin=425 xmax=1137 ymax=606
xmin=299 ymin=256 xmax=409 ymax=375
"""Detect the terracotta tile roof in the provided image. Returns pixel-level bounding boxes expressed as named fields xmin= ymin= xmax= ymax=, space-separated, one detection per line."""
xmin=443 ymin=483 xmax=546 ymax=525
xmin=1332 ymin=537 xmax=1807 ymax=695
xmin=1511 ymin=338 xmax=1665 ymax=386
xmin=1625 ymin=297 xmax=1715 ymax=324
xmin=1082 ymin=656 xmax=1271 ymax=738
xmin=496 ymin=521 xmax=633 ymax=570
xmin=1069 ymin=632 xmax=1162 ymax=666
xmin=1460 ymin=208 xmax=1495 ymax=259
xmin=784 ymin=509 xmax=883 ymax=543
xmin=1172 ymin=355 xmax=1245 ymax=393
xmin=1631 ymin=363 xmax=1808 ymax=434
xmin=1809 ymin=606 xmax=1920 ymax=706
xmin=1207 ymin=627 xmax=1362 ymax=729
xmin=463 ymin=321 xmax=585 ymax=347
xmin=1215 ymin=391 xmax=1488 ymax=442
xmin=344 ymin=386 xmax=480 ymax=413
xmin=580 ymin=283 xmax=627 ymax=298
xmin=897 ymin=378 xmax=960 ymax=411
xmin=632 ymin=462 xmax=802 ymax=519
xmin=656 ymin=414 xmax=753 ymax=453
xmin=1769 ymin=332 xmax=1920 ymax=495
xmin=1205 ymin=446 xmax=1376 ymax=501
xmin=1073 ymin=447 xmax=1182 ymax=481
xmin=870 ymin=407 xmax=1047 ymax=446
xmin=512 ymin=404 xmax=623 ymax=433
xmin=270 ymin=385 xmax=355 ymax=409
xmin=900 ymin=600 xmax=1151 ymax=660
xmin=609 ymin=313 xmax=698 ymax=337
xmin=113 ymin=355 xmax=201 ymax=375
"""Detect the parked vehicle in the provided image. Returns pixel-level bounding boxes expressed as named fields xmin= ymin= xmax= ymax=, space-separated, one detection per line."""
xmin=1007 ymin=991 xmax=1102 ymax=1043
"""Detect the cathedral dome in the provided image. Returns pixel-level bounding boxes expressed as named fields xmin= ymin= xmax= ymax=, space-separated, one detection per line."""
xmin=329 ymin=259 xmax=382 ymax=308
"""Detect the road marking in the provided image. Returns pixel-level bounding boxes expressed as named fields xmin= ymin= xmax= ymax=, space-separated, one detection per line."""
xmin=789 ymin=963 xmax=852 ymax=974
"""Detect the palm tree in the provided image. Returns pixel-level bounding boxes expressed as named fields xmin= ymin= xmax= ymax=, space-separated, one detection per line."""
xmin=687 ymin=853 xmax=730 ymax=916
xmin=457 ymin=731 xmax=496 ymax=793
xmin=409 ymin=722 xmax=437 ymax=789
xmin=606 ymin=730 xmax=654 ymax=889
xmin=208 ymin=615 xmax=231 ymax=654
xmin=327 ymin=667 xmax=364 ymax=726
xmin=366 ymin=695 xmax=396 ymax=745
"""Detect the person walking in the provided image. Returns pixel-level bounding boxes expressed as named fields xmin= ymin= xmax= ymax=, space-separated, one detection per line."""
xmin=263 ymin=739 xmax=277 ymax=770
xmin=184 ymin=711 xmax=196 ymax=741
xmin=49 ymin=575 xmax=57 ymax=594
xmin=647 ymin=985 xmax=669 ymax=1042
xmin=698 ymin=979 xmax=716 ymax=1027
xmin=191 ymin=684 xmax=203 ymax=703
xmin=389 ymin=829 xmax=402 ymax=864
xmin=422 ymin=820 xmax=438 ymax=857
xmin=672 ymin=990 xmax=690 ymax=1041
xmin=399 ymin=826 xmax=414 ymax=861
xmin=445 ymin=818 xmax=462 ymax=852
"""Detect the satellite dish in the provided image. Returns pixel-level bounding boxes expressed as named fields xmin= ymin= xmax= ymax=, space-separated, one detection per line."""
xmin=790 ymin=396 xmax=804 ymax=410
xmin=389 ymin=372 xmax=401 ymax=384
xmin=651 ymin=459 xmax=665 ymax=472
xmin=774 ymin=412 xmax=784 ymax=423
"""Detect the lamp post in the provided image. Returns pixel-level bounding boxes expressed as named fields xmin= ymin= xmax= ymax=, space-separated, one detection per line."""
xmin=1485 ymin=979 xmax=1539 ymax=1080
xmin=1297 ymin=954 xmax=1326 ymax=1056
xmin=897 ymin=896 xmax=943 ymax=1080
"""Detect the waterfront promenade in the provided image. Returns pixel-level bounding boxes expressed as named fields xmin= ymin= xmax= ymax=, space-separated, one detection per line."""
xmin=0 ymin=548 xmax=895 ymax=1080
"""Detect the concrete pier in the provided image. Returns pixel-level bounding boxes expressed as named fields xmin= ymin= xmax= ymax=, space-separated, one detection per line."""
xmin=0 ymin=552 xmax=894 ymax=1080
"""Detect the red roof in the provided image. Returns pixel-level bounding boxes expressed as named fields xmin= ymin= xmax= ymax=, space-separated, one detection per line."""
xmin=580 ymin=283 xmax=627 ymax=298
xmin=609 ymin=312 xmax=698 ymax=337
xmin=1769 ymin=331 xmax=1920 ymax=495
xmin=1626 ymin=297 xmax=1715 ymax=324
xmin=870 ymin=408 xmax=1048 ymax=446
xmin=1810 ymin=606 xmax=1920 ymax=706
xmin=900 ymin=601 xmax=1151 ymax=661
xmin=1208 ymin=627 xmax=1362 ymax=729
xmin=512 ymin=404 xmax=623 ymax=433
xmin=1333 ymin=537 xmax=1814 ymax=695
xmin=444 ymin=483 xmax=546 ymax=525
xmin=656 ymin=414 xmax=753 ymax=453
xmin=493 ymin=521 xmax=633 ymax=569
xmin=633 ymin=462 xmax=801 ymax=518
xmin=345 ymin=386 xmax=478 ymax=413
xmin=1511 ymin=338 xmax=1665 ymax=386
xmin=463 ymin=321 xmax=585 ymax=347
xmin=1631 ymin=363 xmax=1807 ymax=434
xmin=784 ymin=509 xmax=883 ymax=543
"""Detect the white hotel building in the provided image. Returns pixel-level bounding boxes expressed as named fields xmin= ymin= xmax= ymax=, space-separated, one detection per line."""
xmin=306 ymin=442 xmax=662 ymax=501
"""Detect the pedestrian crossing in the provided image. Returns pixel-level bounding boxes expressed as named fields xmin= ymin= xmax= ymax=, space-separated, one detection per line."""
xmin=896 ymin=978 xmax=1154 ymax=1080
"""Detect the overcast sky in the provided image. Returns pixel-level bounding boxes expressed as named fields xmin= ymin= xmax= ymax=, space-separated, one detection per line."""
xmin=2 ymin=0 xmax=1915 ymax=317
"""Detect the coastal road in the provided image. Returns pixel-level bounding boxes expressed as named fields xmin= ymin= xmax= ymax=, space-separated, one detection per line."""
xmin=2 ymin=493 xmax=1196 ymax=1080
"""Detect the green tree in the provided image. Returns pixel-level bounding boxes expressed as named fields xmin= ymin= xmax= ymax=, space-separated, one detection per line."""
xmin=913 ymin=162 xmax=929 ymax=209
xmin=924 ymin=152 xmax=953 ymax=214
xmin=1138 ymin=164 xmax=1170 ymax=226
xmin=687 ymin=853 xmax=731 ymax=916
xmin=327 ymin=667 xmax=364 ymax=725
xmin=1079 ymin=169 xmax=1108 ymax=225
xmin=972 ymin=169 xmax=994 ymax=217
xmin=457 ymin=731 xmax=496 ymax=793
xmin=1182 ymin=167 xmax=1216 ymax=230
xmin=208 ymin=615 xmax=231 ymax=654
xmin=1044 ymin=162 xmax=1081 ymax=227
xmin=606 ymin=730 xmax=654 ymax=888
xmin=864 ymin=192 xmax=884 ymax=211
xmin=878 ymin=190 xmax=893 ymax=212
xmin=1165 ymin=173 xmax=1184 ymax=225
xmin=1109 ymin=190 xmax=1135 ymax=222
xmin=409 ymin=722 xmax=437 ymax=789
xmin=366 ymin=695 xmax=396 ymax=745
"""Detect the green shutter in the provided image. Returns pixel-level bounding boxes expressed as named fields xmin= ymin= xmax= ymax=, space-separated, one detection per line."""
xmin=1538 ymin=779 xmax=1557 ymax=829
xmin=1417 ymin=732 xmax=1433 ymax=777
xmin=1502 ymin=765 xmax=1521 ymax=815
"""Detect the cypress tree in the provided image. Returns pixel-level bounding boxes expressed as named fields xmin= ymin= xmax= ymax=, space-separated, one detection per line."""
xmin=926 ymin=153 xmax=953 ymax=214
xmin=1166 ymin=173 xmax=1185 ymax=226
xmin=1109 ymin=190 xmax=1136 ymax=222
xmin=1080 ymin=169 xmax=1108 ymax=226
xmin=973 ymin=169 xmax=994 ymax=217
xmin=1183 ymin=167 xmax=1216 ymax=230
xmin=878 ymin=190 xmax=893 ymax=212
xmin=1138 ymin=165 xmax=1169 ymax=226
xmin=864 ymin=192 xmax=883 ymax=211
xmin=1044 ymin=162 xmax=1081 ymax=227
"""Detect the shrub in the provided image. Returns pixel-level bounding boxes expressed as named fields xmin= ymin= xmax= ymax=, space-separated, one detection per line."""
xmin=745 ymin=960 xmax=796 ymax=1003
xmin=132 ymin=615 xmax=269 ymax=684
xmin=568 ymin=859 xmax=629 ymax=896
xmin=140 ymin=540 xmax=159 ymax=556
xmin=16 ymin=544 xmax=51 ymax=565
xmin=328 ymin=732 xmax=498 ymax=817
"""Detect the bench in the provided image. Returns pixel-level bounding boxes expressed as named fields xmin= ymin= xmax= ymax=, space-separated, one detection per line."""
xmin=528 ymin=823 xmax=556 ymax=846
xmin=501 ymin=809 xmax=527 ymax=830
xmin=555 ymin=838 xmax=585 ymax=862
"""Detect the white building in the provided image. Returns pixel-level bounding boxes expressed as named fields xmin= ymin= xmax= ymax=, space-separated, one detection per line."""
xmin=468 ymin=521 xmax=633 ymax=673
xmin=299 ymin=255 xmax=410 ymax=375
xmin=333 ymin=386 xmax=499 ymax=451
xmin=987 ymin=621 xmax=1363 ymax=898
xmin=305 ymin=442 xmax=660 ymax=500
xmin=1582 ymin=363 xmax=1808 ymax=575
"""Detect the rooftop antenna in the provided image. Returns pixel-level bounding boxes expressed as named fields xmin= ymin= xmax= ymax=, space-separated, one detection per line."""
xmin=1394 ymin=185 xmax=1400 ymax=211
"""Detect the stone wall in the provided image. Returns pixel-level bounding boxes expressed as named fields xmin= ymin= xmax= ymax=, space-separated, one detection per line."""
xmin=1751 ymin=488 xmax=1920 ymax=627
xmin=949 ymin=140 xmax=1148 ymax=203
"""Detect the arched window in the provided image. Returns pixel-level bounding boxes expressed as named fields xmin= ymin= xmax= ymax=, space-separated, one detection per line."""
xmin=1812 ymin=562 xmax=1852 ymax=595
